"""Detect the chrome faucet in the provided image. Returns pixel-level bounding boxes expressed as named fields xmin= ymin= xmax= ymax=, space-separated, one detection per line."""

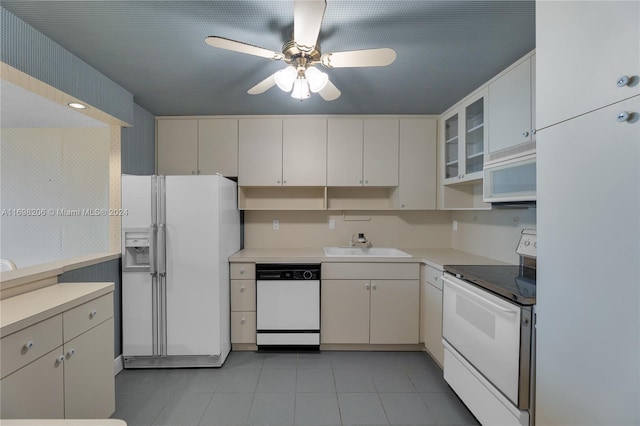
xmin=350 ymin=233 xmax=371 ymax=248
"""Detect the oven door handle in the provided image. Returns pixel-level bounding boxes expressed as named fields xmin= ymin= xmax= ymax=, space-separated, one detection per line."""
xmin=443 ymin=276 xmax=519 ymax=316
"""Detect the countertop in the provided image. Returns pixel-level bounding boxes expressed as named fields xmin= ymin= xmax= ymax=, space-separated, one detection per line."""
xmin=0 ymin=421 xmax=126 ymax=426
xmin=0 ymin=282 xmax=115 ymax=337
xmin=229 ymin=247 xmax=509 ymax=269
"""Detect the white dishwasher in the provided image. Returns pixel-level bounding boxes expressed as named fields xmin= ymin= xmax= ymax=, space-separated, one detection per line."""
xmin=256 ymin=264 xmax=320 ymax=349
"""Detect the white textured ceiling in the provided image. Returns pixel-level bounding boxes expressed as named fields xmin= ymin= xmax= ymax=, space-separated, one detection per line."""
xmin=1 ymin=1 xmax=535 ymax=116
xmin=0 ymin=80 xmax=108 ymax=128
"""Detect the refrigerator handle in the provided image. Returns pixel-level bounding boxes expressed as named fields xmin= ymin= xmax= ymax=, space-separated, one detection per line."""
xmin=149 ymin=223 xmax=157 ymax=276
xmin=158 ymin=223 xmax=166 ymax=276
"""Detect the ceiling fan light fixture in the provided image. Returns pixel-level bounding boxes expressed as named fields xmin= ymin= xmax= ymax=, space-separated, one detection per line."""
xmin=291 ymin=77 xmax=311 ymax=100
xmin=274 ymin=66 xmax=297 ymax=92
xmin=305 ymin=66 xmax=329 ymax=93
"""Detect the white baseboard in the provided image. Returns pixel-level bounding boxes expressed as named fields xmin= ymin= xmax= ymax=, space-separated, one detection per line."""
xmin=114 ymin=355 xmax=124 ymax=376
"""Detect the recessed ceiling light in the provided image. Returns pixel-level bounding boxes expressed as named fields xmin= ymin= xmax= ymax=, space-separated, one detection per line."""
xmin=67 ymin=102 xmax=87 ymax=109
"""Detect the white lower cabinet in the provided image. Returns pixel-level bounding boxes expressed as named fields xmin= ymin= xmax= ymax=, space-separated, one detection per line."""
xmin=0 ymin=291 xmax=115 ymax=420
xmin=230 ymin=263 xmax=256 ymax=345
xmin=321 ymin=263 xmax=420 ymax=345
xmin=421 ymin=264 xmax=444 ymax=367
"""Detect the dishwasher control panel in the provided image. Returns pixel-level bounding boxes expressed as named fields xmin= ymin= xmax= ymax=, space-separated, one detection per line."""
xmin=256 ymin=264 xmax=321 ymax=280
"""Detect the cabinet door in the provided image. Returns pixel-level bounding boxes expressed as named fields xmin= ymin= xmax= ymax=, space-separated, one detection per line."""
xmin=424 ymin=282 xmax=444 ymax=367
xmin=327 ymin=118 xmax=363 ymax=186
xmin=64 ymin=318 xmax=115 ymax=419
xmin=231 ymin=312 xmax=256 ymax=344
xmin=369 ymin=280 xmax=419 ymax=344
xmin=321 ymin=280 xmax=370 ymax=344
xmin=363 ymin=119 xmax=399 ymax=186
xmin=442 ymin=111 xmax=460 ymax=183
xmin=283 ymin=118 xmax=327 ymax=186
xmin=536 ymin=1 xmax=639 ymax=129
xmin=488 ymin=57 xmax=533 ymax=155
xmin=394 ymin=118 xmax=436 ymax=209
xmin=157 ymin=119 xmax=198 ymax=175
xmin=198 ymin=119 xmax=238 ymax=176
xmin=238 ymin=118 xmax=283 ymax=186
xmin=0 ymin=348 xmax=65 ymax=419
xmin=463 ymin=94 xmax=486 ymax=178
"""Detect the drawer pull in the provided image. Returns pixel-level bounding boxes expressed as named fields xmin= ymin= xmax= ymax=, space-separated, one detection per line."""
xmin=240 ymin=268 xmax=245 ymax=274
xmin=66 ymin=348 xmax=76 ymax=358
xmin=89 ymin=310 xmax=97 ymax=319
xmin=240 ymin=286 xmax=246 ymax=293
xmin=240 ymin=318 xmax=246 ymax=325
xmin=56 ymin=355 xmax=65 ymax=364
xmin=23 ymin=340 xmax=34 ymax=350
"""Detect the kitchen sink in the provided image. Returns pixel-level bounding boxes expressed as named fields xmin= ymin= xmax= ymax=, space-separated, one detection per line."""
xmin=323 ymin=247 xmax=412 ymax=258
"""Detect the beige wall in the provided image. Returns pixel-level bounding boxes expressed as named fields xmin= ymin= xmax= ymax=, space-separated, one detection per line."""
xmin=451 ymin=208 xmax=537 ymax=264
xmin=244 ymin=210 xmax=453 ymax=249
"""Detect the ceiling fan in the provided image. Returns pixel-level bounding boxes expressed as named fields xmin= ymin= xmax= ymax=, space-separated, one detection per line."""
xmin=205 ymin=0 xmax=396 ymax=101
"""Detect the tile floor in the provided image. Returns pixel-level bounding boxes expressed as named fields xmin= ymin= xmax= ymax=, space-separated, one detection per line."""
xmin=111 ymin=351 xmax=479 ymax=426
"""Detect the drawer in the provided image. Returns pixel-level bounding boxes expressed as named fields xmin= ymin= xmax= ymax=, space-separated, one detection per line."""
xmin=322 ymin=262 xmax=419 ymax=280
xmin=231 ymin=312 xmax=256 ymax=344
xmin=231 ymin=280 xmax=256 ymax=312
xmin=63 ymin=293 xmax=113 ymax=342
xmin=424 ymin=265 xmax=443 ymax=290
xmin=1 ymin=314 xmax=63 ymax=379
xmin=231 ymin=263 xmax=255 ymax=280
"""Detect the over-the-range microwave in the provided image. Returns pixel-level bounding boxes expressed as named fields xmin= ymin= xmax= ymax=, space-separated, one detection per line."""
xmin=483 ymin=152 xmax=536 ymax=203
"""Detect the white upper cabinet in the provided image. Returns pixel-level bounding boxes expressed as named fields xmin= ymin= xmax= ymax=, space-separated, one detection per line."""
xmin=157 ymin=119 xmax=198 ymax=175
xmin=198 ymin=119 xmax=238 ymax=176
xmin=442 ymin=89 xmax=487 ymax=185
xmin=157 ymin=118 xmax=238 ymax=176
xmin=239 ymin=118 xmax=327 ymax=187
xmin=327 ymin=118 xmax=399 ymax=187
xmin=238 ymin=118 xmax=283 ymax=186
xmin=363 ymin=119 xmax=399 ymax=186
xmin=282 ymin=118 xmax=327 ymax=186
xmin=536 ymin=1 xmax=639 ymax=129
xmin=392 ymin=118 xmax=437 ymax=209
xmin=487 ymin=54 xmax=536 ymax=161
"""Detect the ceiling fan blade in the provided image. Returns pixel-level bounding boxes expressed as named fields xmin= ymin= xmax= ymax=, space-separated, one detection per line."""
xmin=318 ymin=79 xmax=341 ymax=101
xmin=294 ymin=0 xmax=326 ymax=52
xmin=247 ymin=72 xmax=277 ymax=95
xmin=320 ymin=48 xmax=397 ymax=68
xmin=205 ymin=36 xmax=284 ymax=60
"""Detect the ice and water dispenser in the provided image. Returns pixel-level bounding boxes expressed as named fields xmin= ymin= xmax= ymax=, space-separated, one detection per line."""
xmin=123 ymin=228 xmax=151 ymax=271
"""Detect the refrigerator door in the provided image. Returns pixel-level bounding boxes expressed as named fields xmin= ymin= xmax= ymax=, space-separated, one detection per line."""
xmin=121 ymin=175 xmax=155 ymax=356
xmin=164 ymin=175 xmax=239 ymax=357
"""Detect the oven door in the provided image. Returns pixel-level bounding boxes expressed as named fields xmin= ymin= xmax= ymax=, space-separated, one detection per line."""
xmin=443 ymin=273 xmax=526 ymax=407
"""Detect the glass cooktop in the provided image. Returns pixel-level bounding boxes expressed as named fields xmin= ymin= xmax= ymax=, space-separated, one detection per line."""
xmin=444 ymin=264 xmax=536 ymax=306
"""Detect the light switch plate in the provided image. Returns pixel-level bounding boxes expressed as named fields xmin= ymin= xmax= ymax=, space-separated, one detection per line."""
xmin=328 ymin=219 xmax=336 ymax=230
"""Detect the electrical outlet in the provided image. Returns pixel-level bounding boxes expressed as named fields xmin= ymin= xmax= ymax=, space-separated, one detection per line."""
xmin=328 ymin=219 xmax=336 ymax=230
xmin=452 ymin=220 xmax=458 ymax=231
xmin=272 ymin=219 xmax=279 ymax=230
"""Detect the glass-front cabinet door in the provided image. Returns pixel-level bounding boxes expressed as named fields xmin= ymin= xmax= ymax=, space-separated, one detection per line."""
xmin=442 ymin=89 xmax=487 ymax=185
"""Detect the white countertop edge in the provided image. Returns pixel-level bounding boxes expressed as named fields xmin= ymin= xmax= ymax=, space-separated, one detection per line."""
xmin=229 ymin=247 xmax=510 ymax=268
xmin=0 ymin=252 xmax=121 ymax=289
xmin=1 ymin=282 xmax=115 ymax=338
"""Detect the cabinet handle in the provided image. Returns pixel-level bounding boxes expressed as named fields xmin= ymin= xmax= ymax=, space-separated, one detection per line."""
xmin=359 ymin=179 xmax=363 ymax=184
xmin=240 ymin=318 xmax=246 ymax=325
xmin=617 ymin=111 xmax=632 ymax=122
xmin=372 ymin=284 xmax=377 ymax=290
xmin=522 ymin=131 xmax=530 ymax=137
xmin=191 ymin=171 xmax=196 ymax=175
xmin=283 ymin=180 xmax=287 ymax=184
xmin=364 ymin=179 xmax=369 ymax=184
xmin=617 ymin=75 xmax=630 ymax=87
xmin=277 ymin=179 xmax=281 ymax=184
xmin=56 ymin=355 xmax=65 ymax=364
xmin=66 ymin=348 xmax=76 ymax=358
xmin=365 ymin=283 xmax=371 ymax=290
xmin=24 ymin=340 xmax=34 ymax=350
xmin=240 ymin=268 xmax=245 ymax=274
xmin=531 ymin=129 xmax=537 ymax=135
xmin=401 ymin=203 xmax=405 ymax=208
xmin=240 ymin=286 xmax=246 ymax=293
xmin=433 ymin=275 xmax=438 ymax=282
xmin=89 ymin=310 xmax=97 ymax=319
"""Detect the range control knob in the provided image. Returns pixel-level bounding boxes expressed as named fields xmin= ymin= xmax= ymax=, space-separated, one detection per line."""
xmin=303 ymin=270 xmax=313 ymax=280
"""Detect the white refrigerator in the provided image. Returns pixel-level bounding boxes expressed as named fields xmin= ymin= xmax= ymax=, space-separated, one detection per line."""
xmin=121 ymin=175 xmax=240 ymax=368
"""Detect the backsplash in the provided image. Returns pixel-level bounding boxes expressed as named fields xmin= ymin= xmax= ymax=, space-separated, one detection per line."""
xmin=243 ymin=210 xmax=452 ymax=249
xmin=451 ymin=208 xmax=537 ymax=264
